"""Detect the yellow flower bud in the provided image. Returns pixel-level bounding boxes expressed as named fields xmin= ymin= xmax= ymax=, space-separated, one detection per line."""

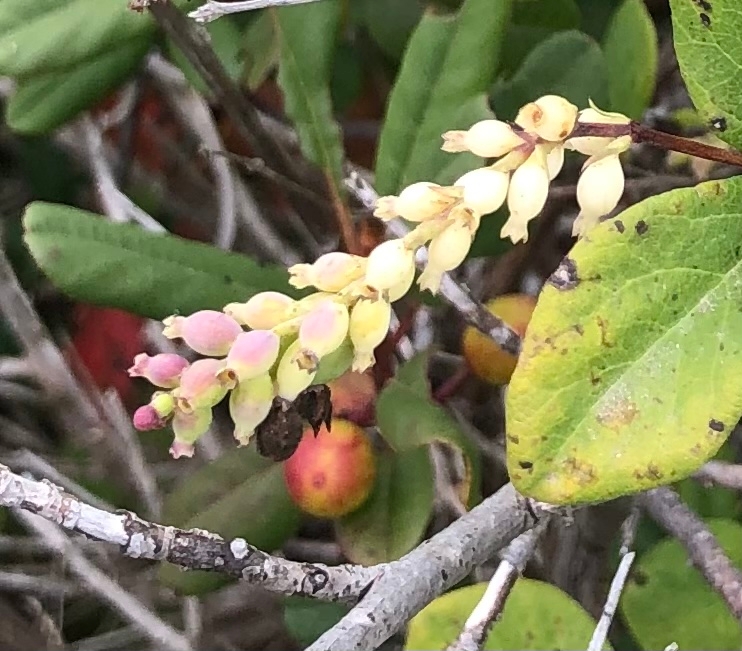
xmin=349 ymin=298 xmax=392 ymax=372
xmin=454 ymin=167 xmax=509 ymax=215
xmin=442 ymin=119 xmax=524 ymax=158
xmin=229 ymin=373 xmax=274 ymax=446
xmin=516 ymin=95 xmax=578 ymax=142
xmin=501 ymin=146 xmax=550 ymax=244
xmin=419 ymin=219 xmax=475 ymax=294
xmin=288 ymin=252 xmax=367 ymax=292
xmin=374 ymin=182 xmax=458 ymax=222
xmin=574 ymin=153 xmax=625 ymax=237
xmin=224 ymin=291 xmax=295 ymax=329
xmin=276 ymin=339 xmax=317 ymax=401
xmin=567 ymin=101 xmax=631 ymax=156
xmin=365 ymin=239 xmax=417 ymax=293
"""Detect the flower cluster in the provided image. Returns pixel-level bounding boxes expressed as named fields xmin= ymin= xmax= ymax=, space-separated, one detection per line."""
xmin=129 ymin=94 xmax=632 ymax=459
xmin=374 ymin=96 xmax=631 ymax=284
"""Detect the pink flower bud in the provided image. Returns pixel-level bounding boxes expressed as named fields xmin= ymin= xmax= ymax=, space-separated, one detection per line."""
xmin=365 ymin=239 xmax=416 ymax=293
xmin=229 ymin=373 xmax=275 ymax=445
xmin=218 ymin=330 xmax=281 ymax=386
xmin=162 ymin=310 xmax=242 ymax=356
xmin=276 ymin=339 xmax=316 ymax=401
xmin=349 ymin=298 xmax=392 ymax=372
xmin=170 ymin=407 xmax=213 ymax=458
xmin=224 ymin=292 xmax=295 ymax=329
xmin=288 ymin=252 xmax=367 ymax=293
xmin=128 ymin=353 xmax=190 ymax=388
xmin=173 ymin=358 xmax=229 ymax=413
xmin=133 ymin=392 xmax=176 ymax=431
xmin=295 ymin=300 xmax=350 ymax=371
xmin=442 ymin=120 xmax=524 ymax=158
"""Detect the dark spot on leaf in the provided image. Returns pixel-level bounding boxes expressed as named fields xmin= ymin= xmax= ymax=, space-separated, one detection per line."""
xmin=646 ymin=464 xmax=662 ymax=480
xmin=615 ymin=220 xmax=626 ymax=234
xmin=720 ymin=342 xmax=725 ymax=351
xmin=694 ymin=0 xmax=712 ymax=10
xmin=573 ymin=324 xmax=584 ymax=336
xmin=735 ymin=245 xmax=741 ymax=258
xmin=690 ymin=443 xmax=703 ymax=456
xmin=518 ymin=460 xmax=534 ymax=470
xmin=590 ymin=371 xmax=601 ymax=386
xmin=561 ymin=348 xmax=569 ymax=355
xmin=700 ymin=12 xmax=711 ymax=27
xmin=632 ymin=569 xmax=648 ymax=586
xmin=596 ymin=316 xmax=614 ymax=347
xmin=709 ymin=419 xmax=725 ymax=432
xmin=711 ymin=117 xmax=727 ymax=132
xmin=547 ymin=257 xmax=579 ymax=291
xmin=671 ymin=293 xmax=678 ymax=301
xmin=507 ymin=434 xmax=520 ymax=444
xmin=635 ymin=220 xmax=649 ymax=236
xmin=223 ymin=275 xmax=234 ymax=284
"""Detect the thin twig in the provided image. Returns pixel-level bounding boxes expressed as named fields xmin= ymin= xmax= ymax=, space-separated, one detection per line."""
xmin=16 ymin=511 xmax=193 ymax=651
xmin=188 ymin=0 xmax=322 ymax=23
xmin=693 ymin=461 xmax=742 ymax=491
xmin=639 ymin=487 xmax=742 ymax=622
xmin=446 ymin=519 xmax=549 ymax=651
xmin=618 ymin=503 xmax=642 ymax=558
xmin=344 ymin=170 xmax=522 ymax=356
xmin=0 ymin=571 xmax=81 ymax=599
xmin=586 ymin=552 xmax=636 ymax=651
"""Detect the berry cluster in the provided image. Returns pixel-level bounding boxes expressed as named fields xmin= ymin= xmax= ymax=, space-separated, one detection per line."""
xmin=129 ymin=95 xmax=632 ymax=458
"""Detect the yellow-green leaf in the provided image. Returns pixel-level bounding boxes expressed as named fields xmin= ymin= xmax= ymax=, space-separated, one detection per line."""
xmin=507 ymin=177 xmax=742 ymax=505
xmin=405 ymin=579 xmax=609 ymax=650
xmin=670 ymin=0 xmax=742 ymax=149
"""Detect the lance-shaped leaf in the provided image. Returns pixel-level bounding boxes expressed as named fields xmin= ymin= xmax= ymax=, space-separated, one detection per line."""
xmin=374 ymin=0 xmax=512 ymax=194
xmin=670 ymin=0 xmax=742 ymax=150
xmin=507 ymin=177 xmax=742 ymax=505
xmin=272 ymin=1 xmax=345 ymax=196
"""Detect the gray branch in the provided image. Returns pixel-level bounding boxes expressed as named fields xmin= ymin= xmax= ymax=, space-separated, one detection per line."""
xmin=586 ymin=551 xmax=635 ymax=651
xmin=693 ymin=461 xmax=742 ymax=491
xmin=640 ymin=487 xmax=742 ymax=622
xmin=189 ymin=0 xmax=322 ymax=23
xmin=308 ymin=484 xmax=539 ymax=651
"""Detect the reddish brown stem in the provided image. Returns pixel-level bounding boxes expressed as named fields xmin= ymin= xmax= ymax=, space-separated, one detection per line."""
xmin=433 ymin=366 xmax=470 ymax=403
xmin=568 ymin=121 xmax=742 ymax=168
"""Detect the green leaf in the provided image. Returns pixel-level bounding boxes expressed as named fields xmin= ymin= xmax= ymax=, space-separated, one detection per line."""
xmin=272 ymin=0 xmax=345 ymax=193
xmin=602 ymin=0 xmax=658 ymax=120
xmin=406 ymin=579 xmax=608 ymax=650
xmin=284 ymin=597 xmax=349 ymax=648
xmin=159 ymin=446 xmax=301 ymax=594
xmin=670 ymin=0 xmax=742 ymax=149
xmin=491 ymin=31 xmax=608 ymax=121
xmin=359 ymin=0 xmax=423 ymax=62
xmin=168 ymin=17 xmax=245 ymax=96
xmin=22 ymin=202 xmax=300 ymax=321
xmin=622 ymin=519 xmax=742 ymax=651
xmin=376 ymin=351 xmax=481 ymax=506
xmin=507 ymin=176 xmax=742 ymax=505
xmin=0 ymin=0 xmax=66 ymax=36
xmin=243 ymin=11 xmax=280 ymax=90
xmin=0 ymin=0 xmax=154 ymax=78
xmin=6 ymin=38 xmax=150 ymax=135
xmin=374 ymin=0 xmax=513 ymax=194
xmin=499 ymin=0 xmax=581 ymax=76
xmin=335 ymin=447 xmax=434 ymax=564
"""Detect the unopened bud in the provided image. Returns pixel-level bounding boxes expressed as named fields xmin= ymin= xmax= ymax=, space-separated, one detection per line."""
xmin=387 ymin=260 xmax=416 ymax=303
xmin=374 ymin=182 xmax=458 ymax=222
xmin=501 ymin=146 xmax=550 ymax=244
xmin=162 ymin=310 xmax=242 ymax=356
xmin=218 ymin=330 xmax=281 ymax=386
xmin=574 ymin=153 xmax=625 ymax=237
xmin=128 ymin=353 xmax=189 ymax=388
xmin=229 ymin=373 xmax=274 ymax=446
xmin=419 ymin=219 xmax=475 ymax=294
xmin=133 ymin=392 xmax=175 ymax=431
xmin=224 ymin=292 xmax=295 ymax=329
xmin=455 ymin=167 xmax=509 ymax=215
xmin=516 ymin=95 xmax=578 ymax=142
xmin=276 ymin=339 xmax=317 ymax=401
xmin=170 ymin=407 xmax=213 ymax=459
xmin=349 ymin=298 xmax=392 ymax=373
xmin=173 ymin=358 xmax=229 ymax=413
xmin=567 ymin=101 xmax=631 ymax=156
xmin=365 ymin=239 xmax=416 ymax=293
xmin=546 ymin=144 xmax=565 ymax=180
xmin=442 ymin=120 xmax=524 ymax=158
xmin=288 ymin=252 xmax=367 ymax=292
xmin=296 ymin=300 xmax=350 ymax=371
